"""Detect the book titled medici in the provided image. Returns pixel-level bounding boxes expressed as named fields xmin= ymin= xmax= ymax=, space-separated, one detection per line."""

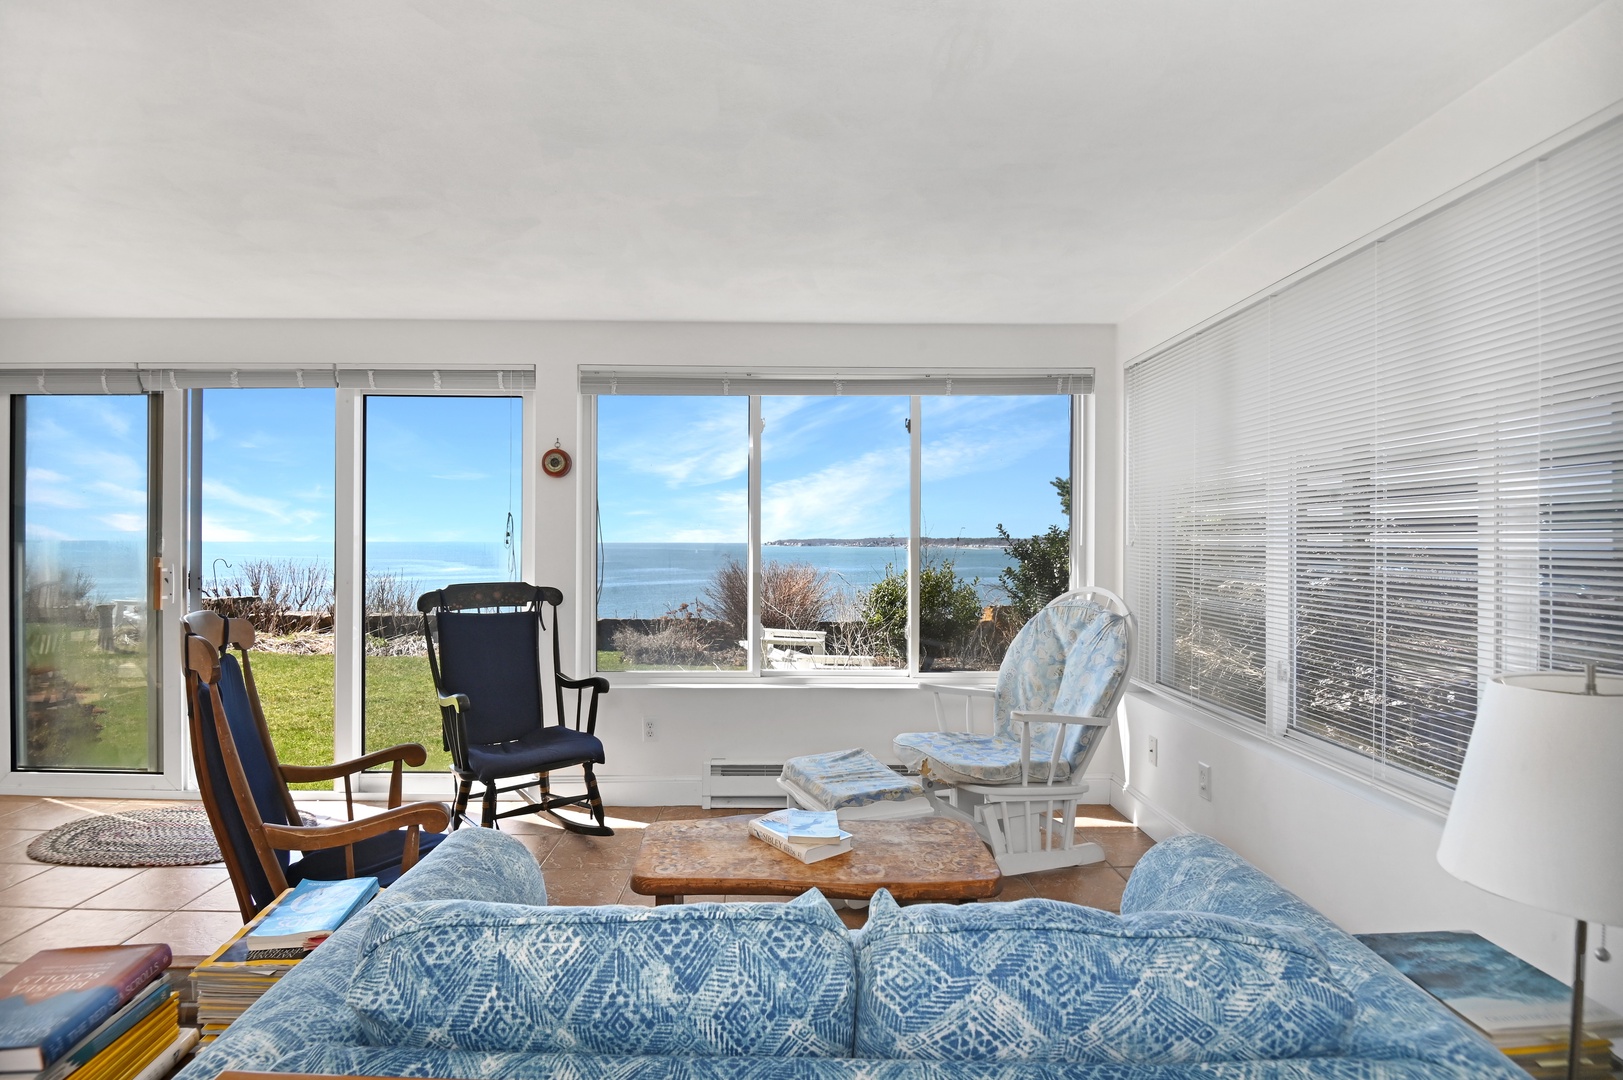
xmin=0 ymin=944 xmax=172 ymax=1072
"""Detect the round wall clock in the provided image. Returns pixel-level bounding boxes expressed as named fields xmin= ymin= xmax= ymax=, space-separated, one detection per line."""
xmin=542 ymin=444 xmax=572 ymax=478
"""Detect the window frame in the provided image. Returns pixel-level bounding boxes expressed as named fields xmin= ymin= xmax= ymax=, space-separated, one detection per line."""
xmin=579 ymin=376 xmax=1090 ymax=685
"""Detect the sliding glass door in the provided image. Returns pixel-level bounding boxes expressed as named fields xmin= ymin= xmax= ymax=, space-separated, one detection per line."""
xmin=362 ymin=395 xmax=524 ymax=769
xmin=11 ymin=395 xmax=161 ymax=771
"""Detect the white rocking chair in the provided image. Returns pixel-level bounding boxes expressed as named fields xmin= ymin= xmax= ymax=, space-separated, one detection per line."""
xmin=893 ymin=587 xmax=1134 ymax=875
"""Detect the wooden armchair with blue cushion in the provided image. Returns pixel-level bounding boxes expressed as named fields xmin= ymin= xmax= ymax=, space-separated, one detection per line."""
xmin=893 ymin=587 xmax=1135 ymax=875
xmin=181 ymin=611 xmax=451 ymax=920
xmin=417 ymin=582 xmax=612 ymax=835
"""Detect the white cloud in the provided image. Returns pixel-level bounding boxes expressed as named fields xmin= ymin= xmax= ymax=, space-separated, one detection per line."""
xmin=601 ymin=404 xmax=749 ymax=488
xmin=761 ymin=447 xmax=909 ymax=541
xmin=100 ymin=512 xmax=145 ymax=532
xmin=26 ymin=485 xmax=86 ymax=510
xmin=88 ymin=480 xmax=148 ymax=506
xmin=201 ymin=523 xmax=256 ymax=542
xmin=24 ymin=523 xmax=73 ymax=541
xmin=202 ymin=479 xmax=291 ymax=519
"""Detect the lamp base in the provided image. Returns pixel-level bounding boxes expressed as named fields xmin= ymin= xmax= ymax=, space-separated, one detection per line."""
xmin=1569 ymin=919 xmax=1588 ymax=1080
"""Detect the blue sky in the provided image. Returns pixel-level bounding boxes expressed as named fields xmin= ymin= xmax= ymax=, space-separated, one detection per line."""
xmin=19 ymin=392 xmax=522 ymax=549
xmin=597 ymin=394 xmax=1071 ymax=543
xmin=21 ymin=396 xmax=151 ymax=542
xmin=22 ymin=390 xmax=1069 ymax=549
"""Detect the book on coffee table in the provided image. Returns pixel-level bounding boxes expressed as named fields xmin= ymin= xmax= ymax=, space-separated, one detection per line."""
xmin=749 ymin=810 xmax=852 ymax=863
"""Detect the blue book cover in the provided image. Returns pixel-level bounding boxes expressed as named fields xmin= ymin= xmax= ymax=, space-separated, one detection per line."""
xmin=244 ymin=876 xmax=378 ymax=953
xmin=1358 ymin=930 xmax=1623 ymax=1040
xmin=753 ymin=809 xmax=848 ymax=843
xmin=0 ymin=944 xmax=172 ymax=1071
xmin=32 ymin=978 xmax=172 ymax=1080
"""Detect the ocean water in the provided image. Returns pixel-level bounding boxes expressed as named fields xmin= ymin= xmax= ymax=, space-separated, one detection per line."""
xmin=595 ymin=542 xmax=1016 ymax=619
xmin=26 ymin=540 xmax=1017 ymax=618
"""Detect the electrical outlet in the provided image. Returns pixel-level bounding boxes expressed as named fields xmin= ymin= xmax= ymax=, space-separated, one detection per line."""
xmin=1197 ymin=762 xmax=1212 ymax=801
xmin=1147 ymin=736 xmax=1159 ymax=767
xmin=643 ymin=718 xmax=656 ymax=742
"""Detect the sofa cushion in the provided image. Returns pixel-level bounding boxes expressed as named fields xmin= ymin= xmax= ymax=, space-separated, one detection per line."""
xmin=346 ymin=890 xmax=855 ymax=1058
xmin=854 ymin=890 xmax=1356 ymax=1065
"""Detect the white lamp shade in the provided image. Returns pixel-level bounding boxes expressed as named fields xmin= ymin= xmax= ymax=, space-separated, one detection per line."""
xmin=1438 ymin=672 xmax=1623 ymax=925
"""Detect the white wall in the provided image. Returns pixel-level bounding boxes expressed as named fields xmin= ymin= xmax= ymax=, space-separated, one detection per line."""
xmin=0 ymin=317 xmax=1120 ymax=801
xmin=1108 ymin=2 xmax=1623 ymax=1013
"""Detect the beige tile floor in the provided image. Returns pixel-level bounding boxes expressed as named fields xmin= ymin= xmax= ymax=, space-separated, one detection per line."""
xmin=0 ymin=794 xmax=1153 ymax=973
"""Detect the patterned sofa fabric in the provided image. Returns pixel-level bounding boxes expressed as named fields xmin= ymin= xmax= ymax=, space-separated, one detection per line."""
xmin=274 ymin=1042 xmax=1485 ymax=1079
xmin=347 ymin=890 xmax=857 ymax=1058
xmin=1121 ymin=835 xmax=1526 ymax=1080
xmin=853 ymin=890 xmax=1355 ymax=1064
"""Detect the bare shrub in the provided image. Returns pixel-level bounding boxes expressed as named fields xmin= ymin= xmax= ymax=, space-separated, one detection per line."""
xmin=364 ymin=571 xmax=420 ymax=617
xmin=613 ymin=619 xmax=719 ymax=667
xmin=206 ymin=558 xmax=333 ymax=635
xmin=704 ymin=559 xmax=831 ymax=634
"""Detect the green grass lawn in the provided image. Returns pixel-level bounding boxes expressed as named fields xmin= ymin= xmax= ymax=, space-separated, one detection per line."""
xmin=241 ymin=652 xmax=451 ymax=789
xmin=24 ymin=625 xmax=153 ymax=770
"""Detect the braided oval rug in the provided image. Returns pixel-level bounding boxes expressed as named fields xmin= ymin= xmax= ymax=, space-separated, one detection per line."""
xmin=27 ymin=805 xmax=223 ymax=867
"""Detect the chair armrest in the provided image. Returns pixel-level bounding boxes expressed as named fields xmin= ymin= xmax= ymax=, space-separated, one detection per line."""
xmin=438 ymin=691 xmax=470 ymax=712
xmin=280 ymin=743 xmax=428 ymax=783
xmin=262 ymin=802 xmax=451 ymax=851
xmin=559 ymin=674 xmax=610 ymax=694
xmin=1008 ymin=711 xmax=1111 ymax=726
xmin=918 ymin=682 xmax=996 ymax=699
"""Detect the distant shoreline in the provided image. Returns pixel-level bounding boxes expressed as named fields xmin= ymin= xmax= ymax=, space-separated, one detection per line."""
xmin=765 ymin=537 xmax=1006 ymax=549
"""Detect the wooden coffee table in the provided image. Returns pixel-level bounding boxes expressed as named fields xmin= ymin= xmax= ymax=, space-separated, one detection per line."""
xmin=630 ymin=814 xmax=1001 ymax=905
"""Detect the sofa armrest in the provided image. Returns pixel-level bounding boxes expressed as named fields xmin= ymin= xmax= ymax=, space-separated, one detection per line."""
xmin=175 ymin=829 xmax=545 ymax=1080
xmin=1122 ymin=835 xmax=1525 ymax=1078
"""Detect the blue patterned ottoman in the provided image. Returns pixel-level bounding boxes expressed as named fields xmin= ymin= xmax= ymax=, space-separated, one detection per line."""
xmin=779 ymin=747 xmax=933 ymax=820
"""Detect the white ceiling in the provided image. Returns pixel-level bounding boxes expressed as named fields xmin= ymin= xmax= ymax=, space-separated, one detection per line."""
xmin=0 ymin=0 xmax=1603 ymax=322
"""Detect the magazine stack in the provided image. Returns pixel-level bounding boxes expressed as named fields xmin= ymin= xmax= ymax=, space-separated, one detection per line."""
xmin=0 ymin=943 xmax=195 ymax=1080
xmin=190 ymin=876 xmax=378 ymax=1044
xmin=1360 ymin=931 xmax=1622 ymax=1078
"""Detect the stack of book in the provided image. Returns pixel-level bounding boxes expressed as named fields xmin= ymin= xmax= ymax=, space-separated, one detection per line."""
xmin=748 ymin=809 xmax=852 ymax=864
xmin=0 ymin=943 xmax=196 ymax=1080
xmin=1359 ymin=930 xmax=1623 ymax=1078
xmin=191 ymin=876 xmax=377 ymax=1044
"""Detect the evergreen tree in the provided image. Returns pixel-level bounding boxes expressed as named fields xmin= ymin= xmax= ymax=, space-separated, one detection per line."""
xmin=997 ymin=478 xmax=1071 ymax=619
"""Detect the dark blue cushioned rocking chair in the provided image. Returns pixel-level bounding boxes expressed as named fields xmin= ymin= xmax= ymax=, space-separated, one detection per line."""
xmin=417 ymin=582 xmax=612 ymax=835
xmin=182 ymin=611 xmax=451 ymax=920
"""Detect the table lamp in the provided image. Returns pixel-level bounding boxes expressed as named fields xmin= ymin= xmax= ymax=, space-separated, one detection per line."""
xmin=1437 ymin=667 xmax=1623 ymax=1080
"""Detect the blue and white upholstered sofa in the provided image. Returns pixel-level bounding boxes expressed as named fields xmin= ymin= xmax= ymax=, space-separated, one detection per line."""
xmin=175 ymin=827 xmax=1524 ymax=1080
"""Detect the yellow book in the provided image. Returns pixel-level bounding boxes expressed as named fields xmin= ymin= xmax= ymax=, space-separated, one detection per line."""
xmin=1503 ymin=1036 xmax=1612 ymax=1057
xmin=73 ymin=996 xmax=178 ymax=1080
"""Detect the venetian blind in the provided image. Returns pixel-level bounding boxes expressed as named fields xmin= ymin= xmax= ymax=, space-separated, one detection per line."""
xmin=0 ymin=367 xmax=536 ymax=394
xmin=1126 ymin=115 xmax=1623 ymax=787
xmin=578 ymin=367 xmax=1092 ymax=396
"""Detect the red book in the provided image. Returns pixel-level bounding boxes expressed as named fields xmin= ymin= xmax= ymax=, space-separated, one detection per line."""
xmin=0 ymin=944 xmax=172 ymax=1071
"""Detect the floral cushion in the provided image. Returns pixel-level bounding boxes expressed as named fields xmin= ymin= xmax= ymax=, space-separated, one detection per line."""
xmin=853 ymin=890 xmax=1357 ymax=1065
xmin=347 ymin=890 xmax=856 ymax=1058
xmin=894 ymin=596 xmax=1129 ymax=785
xmin=781 ymin=748 xmax=924 ymax=810
xmin=892 ymin=729 xmax=1100 ymax=785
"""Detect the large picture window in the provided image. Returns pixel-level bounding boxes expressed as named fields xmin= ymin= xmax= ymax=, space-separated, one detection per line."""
xmin=587 ymin=369 xmax=1088 ymax=678
xmin=1126 ymin=116 xmax=1623 ymax=790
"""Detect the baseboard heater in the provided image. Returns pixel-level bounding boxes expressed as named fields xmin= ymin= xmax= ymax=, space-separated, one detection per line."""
xmin=700 ymin=757 xmax=916 ymax=808
xmin=702 ymin=760 xmax=789 ymax=808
